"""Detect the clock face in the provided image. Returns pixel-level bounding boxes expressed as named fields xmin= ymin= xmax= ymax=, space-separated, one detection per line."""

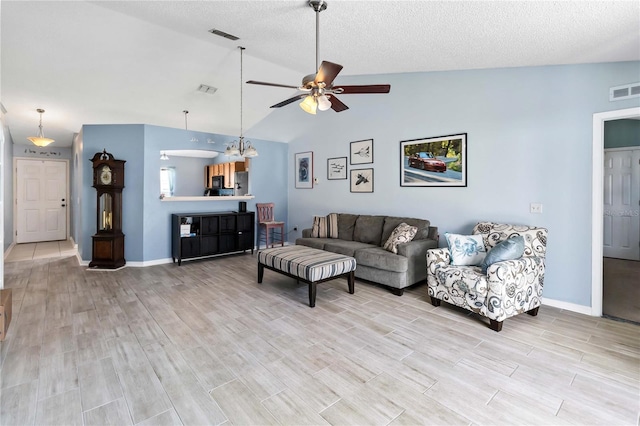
xmin=100 ymin=165 xmax=112 ymax=185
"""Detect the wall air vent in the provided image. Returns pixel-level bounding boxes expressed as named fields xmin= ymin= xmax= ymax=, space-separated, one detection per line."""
xmin=609 ymin=82 xmax=640 ymax=101
xmin=208 ymin=28 xmax=239 ymax=41
xmin=197 ymin=84 xmax=218 ymax=95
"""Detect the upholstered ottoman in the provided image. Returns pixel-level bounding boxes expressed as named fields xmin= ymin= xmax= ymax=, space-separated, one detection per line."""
xmin=257 ymin=245 xmax=356 ymax=307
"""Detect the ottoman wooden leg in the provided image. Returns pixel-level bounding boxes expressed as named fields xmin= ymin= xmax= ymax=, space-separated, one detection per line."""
xmin=258 ymin=263 xmax=264 ymax=283
xmin=347 ymin=271 xmax=355 ymax=294
xmin=309 ymin=282 xmax=317 ymax=308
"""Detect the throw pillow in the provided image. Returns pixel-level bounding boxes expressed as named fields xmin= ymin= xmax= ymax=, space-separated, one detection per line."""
xmin=383 ymin=223 xmax=418 ymax=254
xmin=327 ymin=213 xmax=339 ymax=239
xmin=480 ymin=235 xmax=525 ymax=273
xmin=311 ymin=216 xmax=327 ymax=238
xmin=445 ymin=233 xmax=486 ymax=266
xmin=311 ymin=214 xmax=339 ymax=238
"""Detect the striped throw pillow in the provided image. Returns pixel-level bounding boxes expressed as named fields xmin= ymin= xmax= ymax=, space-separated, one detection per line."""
xmin=311 ymin=214 xmax=339 ymax=238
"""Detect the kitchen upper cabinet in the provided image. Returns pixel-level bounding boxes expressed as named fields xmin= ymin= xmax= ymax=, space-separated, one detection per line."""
xmin=205 ymin=159 xmax=249 ymax=189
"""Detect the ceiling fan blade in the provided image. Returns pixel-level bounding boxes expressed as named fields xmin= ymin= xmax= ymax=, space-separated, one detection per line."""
xmin=329 ymin=95 xmax=349 ymax=112
xmin=335 ymin=84 xmax=391 ymax=94
xmin=270 ymin=94 xmax=306 ymax=108
xmin=246 ymin=80 xmax=300 ymax=89
xmin=315 ymin=61 xmax=343 ymax=87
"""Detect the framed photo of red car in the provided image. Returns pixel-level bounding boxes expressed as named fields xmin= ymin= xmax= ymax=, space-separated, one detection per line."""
xmin=400 ymin=133 xmax=467 ymax=187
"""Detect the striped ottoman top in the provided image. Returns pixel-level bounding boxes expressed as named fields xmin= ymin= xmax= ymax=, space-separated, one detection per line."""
xmin=258 ymin=246 xmax=356 ymax=283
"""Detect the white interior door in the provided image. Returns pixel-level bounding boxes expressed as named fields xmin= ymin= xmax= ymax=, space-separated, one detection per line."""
xmin=16 ymin=159 xmax=68 ymax=243
xmin=603 ymin=148 xmax=640 ymax=260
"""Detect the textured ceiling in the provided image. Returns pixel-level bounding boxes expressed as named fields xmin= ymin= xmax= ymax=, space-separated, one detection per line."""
xmin=2 ymin=0 xmax=639 ymax=147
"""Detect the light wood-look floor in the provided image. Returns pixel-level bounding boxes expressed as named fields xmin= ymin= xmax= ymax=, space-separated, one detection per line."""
xmin=1 ymin=253 xmax=639 ymax=425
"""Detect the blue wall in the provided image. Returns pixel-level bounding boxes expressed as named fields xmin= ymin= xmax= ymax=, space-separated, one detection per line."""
xmin=78 ymin=124 xmax=288 ymax=264
xmin=251 ymin=61 xmax=640 ymax=308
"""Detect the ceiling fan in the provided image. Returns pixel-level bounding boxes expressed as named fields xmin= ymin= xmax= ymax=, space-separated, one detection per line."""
xmin=246 ymin=0 xmax=390 ymax=114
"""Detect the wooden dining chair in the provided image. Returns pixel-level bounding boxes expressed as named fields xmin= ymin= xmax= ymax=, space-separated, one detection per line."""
xmin=256 ymin=203 xmax=285 ymax=250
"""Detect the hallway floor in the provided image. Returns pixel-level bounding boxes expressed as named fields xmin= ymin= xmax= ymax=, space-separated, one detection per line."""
xmin=603 ymin=257 xmax=640 ymax=324
xmin=4 ymin=240 xmax=77 ymax=263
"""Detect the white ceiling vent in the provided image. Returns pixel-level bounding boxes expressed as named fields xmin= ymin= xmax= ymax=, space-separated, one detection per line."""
xmin=197 ymin=84 xmax=218 ymax=95
xmin=609 ymin=82 xmax=640 ymax=101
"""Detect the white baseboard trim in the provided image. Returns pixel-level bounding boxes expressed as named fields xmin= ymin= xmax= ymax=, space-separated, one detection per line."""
xmin=126 ymin=258 xmax=173 ymax=267
xmin=542 ymin=297 xmax=593 ymax=316
xmin=4 ymin=242 xmax=16 ymax=260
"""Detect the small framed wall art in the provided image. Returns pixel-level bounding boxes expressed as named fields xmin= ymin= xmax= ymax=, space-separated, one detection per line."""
xmin=350 ymin=139 xmax=373 ymax=165
xmin=400 ymin=133 xmax=467 ymax=187
xmin=295 ymin=151 xmax=314 ymax=189
xmin=327 ymin=157 xmax=347 ymax=180
xmin=350 ymin=168 xmax=374 ymax=193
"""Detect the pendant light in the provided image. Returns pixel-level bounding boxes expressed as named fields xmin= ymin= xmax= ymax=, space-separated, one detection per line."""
xmin=184 ymin=110 xmax=198 ymax=142
xmin=225 ymin=46 xmax=258 ymax=158
xmin=27 ymin=108 xmax=55 ymax=147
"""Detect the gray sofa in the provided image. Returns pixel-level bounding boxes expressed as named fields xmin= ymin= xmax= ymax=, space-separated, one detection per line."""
xmin=295 ymin=214 xmax=438 ymax=295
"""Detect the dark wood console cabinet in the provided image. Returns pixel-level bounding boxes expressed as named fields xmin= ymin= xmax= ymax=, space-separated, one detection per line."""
xmin=172 ymin=211 xmax=254 ymax=265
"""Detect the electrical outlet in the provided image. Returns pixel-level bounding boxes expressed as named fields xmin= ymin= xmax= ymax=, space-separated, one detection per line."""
xmin=530 ymin=203 xmax=543 ymax=214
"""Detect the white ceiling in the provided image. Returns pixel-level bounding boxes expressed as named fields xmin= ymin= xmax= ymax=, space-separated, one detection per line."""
xmin=2 ymin=0 xmax=639 ymax=148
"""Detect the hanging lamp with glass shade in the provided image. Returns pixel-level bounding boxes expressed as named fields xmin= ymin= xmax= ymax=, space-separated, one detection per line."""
xmin=225 ymin=46 xmax=258 ymax=158
xmin=27 ymin=108 xmax=55 ymax=147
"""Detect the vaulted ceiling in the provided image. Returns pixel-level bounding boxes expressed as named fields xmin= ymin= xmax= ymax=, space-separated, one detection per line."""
xmin=2 ymin=0 xmax=638 ymax=147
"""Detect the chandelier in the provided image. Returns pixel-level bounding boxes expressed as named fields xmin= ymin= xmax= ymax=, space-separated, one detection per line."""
xmin=225 ymin=46 xmax=258 ymax=158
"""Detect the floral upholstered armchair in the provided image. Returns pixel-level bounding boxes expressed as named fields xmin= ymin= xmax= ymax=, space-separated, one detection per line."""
xmin=426 ymin=222 xmax=548 ymax=331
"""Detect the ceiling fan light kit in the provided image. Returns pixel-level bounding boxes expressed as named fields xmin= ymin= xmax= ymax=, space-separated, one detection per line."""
xmin=246 ymin=0 xmax=390 ymax=115
xmin=27 ymin=108 xmax=55 ymax=147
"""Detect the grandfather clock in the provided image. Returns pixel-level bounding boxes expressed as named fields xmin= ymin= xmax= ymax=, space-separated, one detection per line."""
xmin=89 ymin=150 xmax=126 ymax=269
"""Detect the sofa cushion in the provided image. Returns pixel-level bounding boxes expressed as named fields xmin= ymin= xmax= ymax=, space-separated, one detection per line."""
xmin=323 ymin=240 xmax=376 ymax=257
xmin=382 ymin=216 xmax=431 ymax=242
xmin=295 ymin=237 xmax=332 ymax=250
xmin=353 ymin=215 xmax=385 ymax=245
xmin=355 ymin=247 xmax=408 ymax=273
xmin=337 ymin=213 xmax=359 ymax=241
xmin=383 ymin=223 xmax=418 ymax=254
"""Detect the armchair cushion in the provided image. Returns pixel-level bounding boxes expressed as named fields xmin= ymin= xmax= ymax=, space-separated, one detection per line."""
xmin=445 ymin=233 xmax=486 ymax=266
xmin=480 ymin=235 xmax=525 ymax=273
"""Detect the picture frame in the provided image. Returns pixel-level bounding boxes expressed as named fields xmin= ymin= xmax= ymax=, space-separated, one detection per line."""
xmin=327 ymin=157 xmax=347 ymax=180
xmin=350 ymin=139 xmax=373 ymax=165
xmin=400 ymin=133 xmax=467 ymax=187
xmin=295 ymin=151 xmax=314 ymax=189
xmin=350 ymin=168 xmax=374 ymax=193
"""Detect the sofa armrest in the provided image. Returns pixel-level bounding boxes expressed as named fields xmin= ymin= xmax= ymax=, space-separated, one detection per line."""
xmin=397 ymin=239 xmax=437 ymax=259
xmin=486 ymin=256 xmax=545 ymax=319
xmin=302 ymin=228 xmax=313 ymax=238
xmin=427 ymin=226 xmax=439 ymax=241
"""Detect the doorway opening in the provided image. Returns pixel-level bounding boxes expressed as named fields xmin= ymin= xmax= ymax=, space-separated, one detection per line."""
xmin=591 ymin=107 xmax=640 ymax=319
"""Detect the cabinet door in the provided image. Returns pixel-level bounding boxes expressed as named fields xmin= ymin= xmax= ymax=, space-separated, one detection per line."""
xmin=237 ymin=213 xmax=253 ymax=232
xmin=220 ymin=215 xmax=236 ymax=233
xmin=223 ymin=163 xmax=232 ymax=188
xmin=219 ymin=235 xmax=237 ymax=252
xmin=181 ymin=237 xmax=201 ymax=258
xmin=201 ymin=216 xmax=219 ymax=235
xmin=201 ymin=236 xmax=218 ymax=255
xmin=235 ymin=160 xmax=247 ymax=172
